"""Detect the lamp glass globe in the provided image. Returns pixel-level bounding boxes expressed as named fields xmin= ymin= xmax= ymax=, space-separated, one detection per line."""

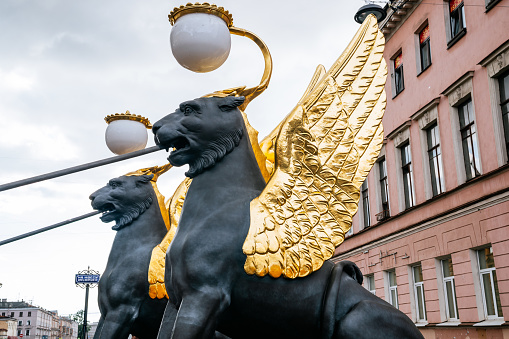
xmin=105 ymin=120 xmax=148 ymax=155
xmin=170 ymin=12 xmax=231 ymax=73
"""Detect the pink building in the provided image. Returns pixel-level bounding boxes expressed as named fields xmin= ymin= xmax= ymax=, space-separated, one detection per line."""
xmin=333 ymin=0 xmax=509 ymax=337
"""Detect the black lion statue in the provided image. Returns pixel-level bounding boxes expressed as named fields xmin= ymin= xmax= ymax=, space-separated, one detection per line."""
xmin=151 ymin=95 xmax=423 ymax=339
xmin=90 ymin=171 xmax=169 ymax=339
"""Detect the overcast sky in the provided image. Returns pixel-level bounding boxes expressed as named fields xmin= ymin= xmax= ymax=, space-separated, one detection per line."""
xmin=0 ymin=0 xmax=377 ymax=322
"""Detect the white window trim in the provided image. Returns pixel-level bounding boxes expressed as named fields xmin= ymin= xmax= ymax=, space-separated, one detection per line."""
xmin=438 ymin=258 xmax=460 ymax=322
xmin=442 ymin=1 xmax=467 ymax=46
xmin=387 ymin=122 xmax=415 ymax=212
xmin=358 ymin=179 xmax=371 ymax=230
xmin=414 ymin=21 xmax=431 ymax=75
xmin=476 ymin=249 xmax=503 ymax=320
xmin=469 ymin=248 xmax=504 ymax=322
xmin=412 ymin=266 xmax=427 ymax=323
xmin=479 ymin=40 xmax=509 ymax=166
xmin=365 ymin=274 xmax=376 ymax=295
xmin=374 ymin=144 xmax=388 ymax=218
xmin=384 ymin=270 xmax=399 ymax=309
xmin=390 ymin=50 xmax=404 ymax=98
xmin=442 ymin=72 xmax=482 ymax=185
xmin=412 ymin=98 xmax=445 ymax=199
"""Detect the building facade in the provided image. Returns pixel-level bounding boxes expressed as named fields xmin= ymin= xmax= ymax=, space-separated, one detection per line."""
xmin=334 ymin=0 xmax=509 ymax=337
xmin=0 ymin=316 xmax=17 ymax=339
xmin=0 ymin=301 xmax=77 ymax=339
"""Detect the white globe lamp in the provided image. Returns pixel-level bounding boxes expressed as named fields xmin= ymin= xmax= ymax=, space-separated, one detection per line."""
xmin=104 ymin=111 xmax=151 ymax=155
xmin=169 ymin=3 xmax=233 ymax=73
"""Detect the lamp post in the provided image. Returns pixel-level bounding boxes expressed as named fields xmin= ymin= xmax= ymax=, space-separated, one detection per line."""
xmin=168 ymin=3 xmax=272 ymax=110
xmin=75 ymin=267 xmax=100 ymax=339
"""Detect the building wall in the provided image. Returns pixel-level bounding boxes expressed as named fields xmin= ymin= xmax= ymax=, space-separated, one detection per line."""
xmin=0 ymin=303 xmax=77 ymax=339
xmin=335 ymin=0 xmax=509 ymax=336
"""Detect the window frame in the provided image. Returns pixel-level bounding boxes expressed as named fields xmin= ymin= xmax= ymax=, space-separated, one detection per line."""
xmin=412 ymin=265 xmax=427 ymax=322
xmin=365 ymin=274 xmax=376 ymax=295
xmin=477 ymin=247 xmax=504 ymax=319
xmin=442 ymin=72 xmax=482 ymax=185
xmin=386 ymin=270 xmax=399 ymax=309
xmin=415 ymin=23 xmax=432 ymax=75
xmin=378 ymin=158 xmax=390 ymax=220
xmin=390 ymin=50 xmax=405 ymax=98
xmin=426 ymin=123 xmax=444 ymax=196
xmin=479 ymin=41 xmax=509 ymax=166
xmin=412 ymin=98 xmax=446 ymax=199
xmin=498 ymin=70 xmax=509 ymax=160
xmin=444 ymin=0 xmax=467 ymax=49
xmin=400 ymin=142 xmax=415 ymax=209
xmin=441 ymin=257 xmax=460 ymax=321
xmin=361 ymin=179 xmax=371 ymax=229
xmin=458 ymin=99 xmax=481 ymax=180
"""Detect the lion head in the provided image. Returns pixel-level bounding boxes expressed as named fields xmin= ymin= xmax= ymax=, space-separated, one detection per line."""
xmin=90 ymin=174 xmax=156 ymax=230
xmin=152 ymin=96 xmax=246 ymax=178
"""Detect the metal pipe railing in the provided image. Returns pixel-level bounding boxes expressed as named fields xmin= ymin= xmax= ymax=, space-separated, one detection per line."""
xmin=0 ymin=211 xmax=101 ymax=247
xmin=0 ymin=145 xmax=162 ymax=192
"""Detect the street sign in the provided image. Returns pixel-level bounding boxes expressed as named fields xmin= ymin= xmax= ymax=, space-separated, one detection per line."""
xmin=75 ymin=274 xmax=100 ymax=284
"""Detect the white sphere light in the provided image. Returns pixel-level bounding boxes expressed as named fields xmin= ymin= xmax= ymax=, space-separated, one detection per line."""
xmin=104 ymin=111 xmax=150 ymax=155
xmin=169 ymin=4 xmax=233 ymax=73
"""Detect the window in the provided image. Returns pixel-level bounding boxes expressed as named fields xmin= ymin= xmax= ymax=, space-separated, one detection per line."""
xmin=1 ymin=312 xmax=4 ymax=316
xmin=413 ymin=265 xmax=427 ymax=322
xmin=419 ymin=25 xmax=431 ymax=72
xmin=18 ymin=330 xmax=22 ymax=337
xmin=366 ymin=274 xmax=376 ymax=295
xmin=393 ymin=52 xmax=404 ymax=95
xmin=27 ymin=320 xmax=31 ymax=325
xmin=459 ymin=99 xmax=481 ymax=179
xmin=10 ymin=312 xmax=14 ymax=317
xmin=19 ymin=311 xmax=23 ymax=317
xmin=25 ymin=329 xmax=30 ymax=336
xmin=477 ymin=247 xmax=503 ymax=318
xmin=27 ymin=311 xmax=31 ymax=317
xmin=449 ymin=0 xmax=465 ymax=39
xmin=499 ymin=70 xmax=509 ymax=159
xmin=18 ymin=320 xmax=22 ymax=326
xmin=378 ymin=159 xmax=390 ymax=220
xmin=427 ymin=123 xmax=444 ymax=196
xmin=361 ymin=180 xmax=371 ymax=228
xmin=388 ymin=270 xmax=399 ymax=308
xmin=441 ymin=257 xmax=459 ymax=320
xmin=401 ymin=143 xmax=414 ymax=209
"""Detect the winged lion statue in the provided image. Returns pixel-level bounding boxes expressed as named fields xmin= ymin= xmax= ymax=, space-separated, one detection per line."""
xmin=148 ymin=15 xmax=423 ymax=339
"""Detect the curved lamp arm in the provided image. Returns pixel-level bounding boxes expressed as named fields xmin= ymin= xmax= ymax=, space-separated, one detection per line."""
xmin=229 ymin=26 xmax=273 ymax=110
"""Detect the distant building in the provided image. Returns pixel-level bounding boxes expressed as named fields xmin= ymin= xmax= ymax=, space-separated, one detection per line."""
xmin=0 ymin=300 xmax=77 ymax=339
xmin=0 ymin=316 xmax=17 ymax=339
xmin=334 ymin=0 xmax=509 ymax=337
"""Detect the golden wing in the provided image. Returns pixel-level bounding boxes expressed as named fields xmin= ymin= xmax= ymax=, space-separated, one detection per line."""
xmin=243 ymin=15 xmax=387 ymax=279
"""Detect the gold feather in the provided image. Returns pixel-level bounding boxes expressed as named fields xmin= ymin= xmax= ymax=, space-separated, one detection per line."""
xmin=243 ymin=14 xmax=387 ymax=278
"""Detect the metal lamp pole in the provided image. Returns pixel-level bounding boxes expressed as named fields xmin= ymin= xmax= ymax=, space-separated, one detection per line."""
xmin=75 ymin=267 xmax=100 ymax=339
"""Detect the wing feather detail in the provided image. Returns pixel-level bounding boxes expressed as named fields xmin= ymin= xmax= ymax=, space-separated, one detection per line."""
xmin=243 ymin=15 xmax=387 ymax=278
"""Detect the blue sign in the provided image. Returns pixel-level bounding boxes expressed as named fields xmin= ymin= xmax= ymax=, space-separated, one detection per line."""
xmin=75 ymin=274 xmax=100 ymax=284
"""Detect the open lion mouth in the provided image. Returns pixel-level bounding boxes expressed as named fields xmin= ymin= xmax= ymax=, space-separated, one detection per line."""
xmin=165 ymin=136 xmax=190 ymax=157
xmin=97 ymin=203 xmax=117 ymax=222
